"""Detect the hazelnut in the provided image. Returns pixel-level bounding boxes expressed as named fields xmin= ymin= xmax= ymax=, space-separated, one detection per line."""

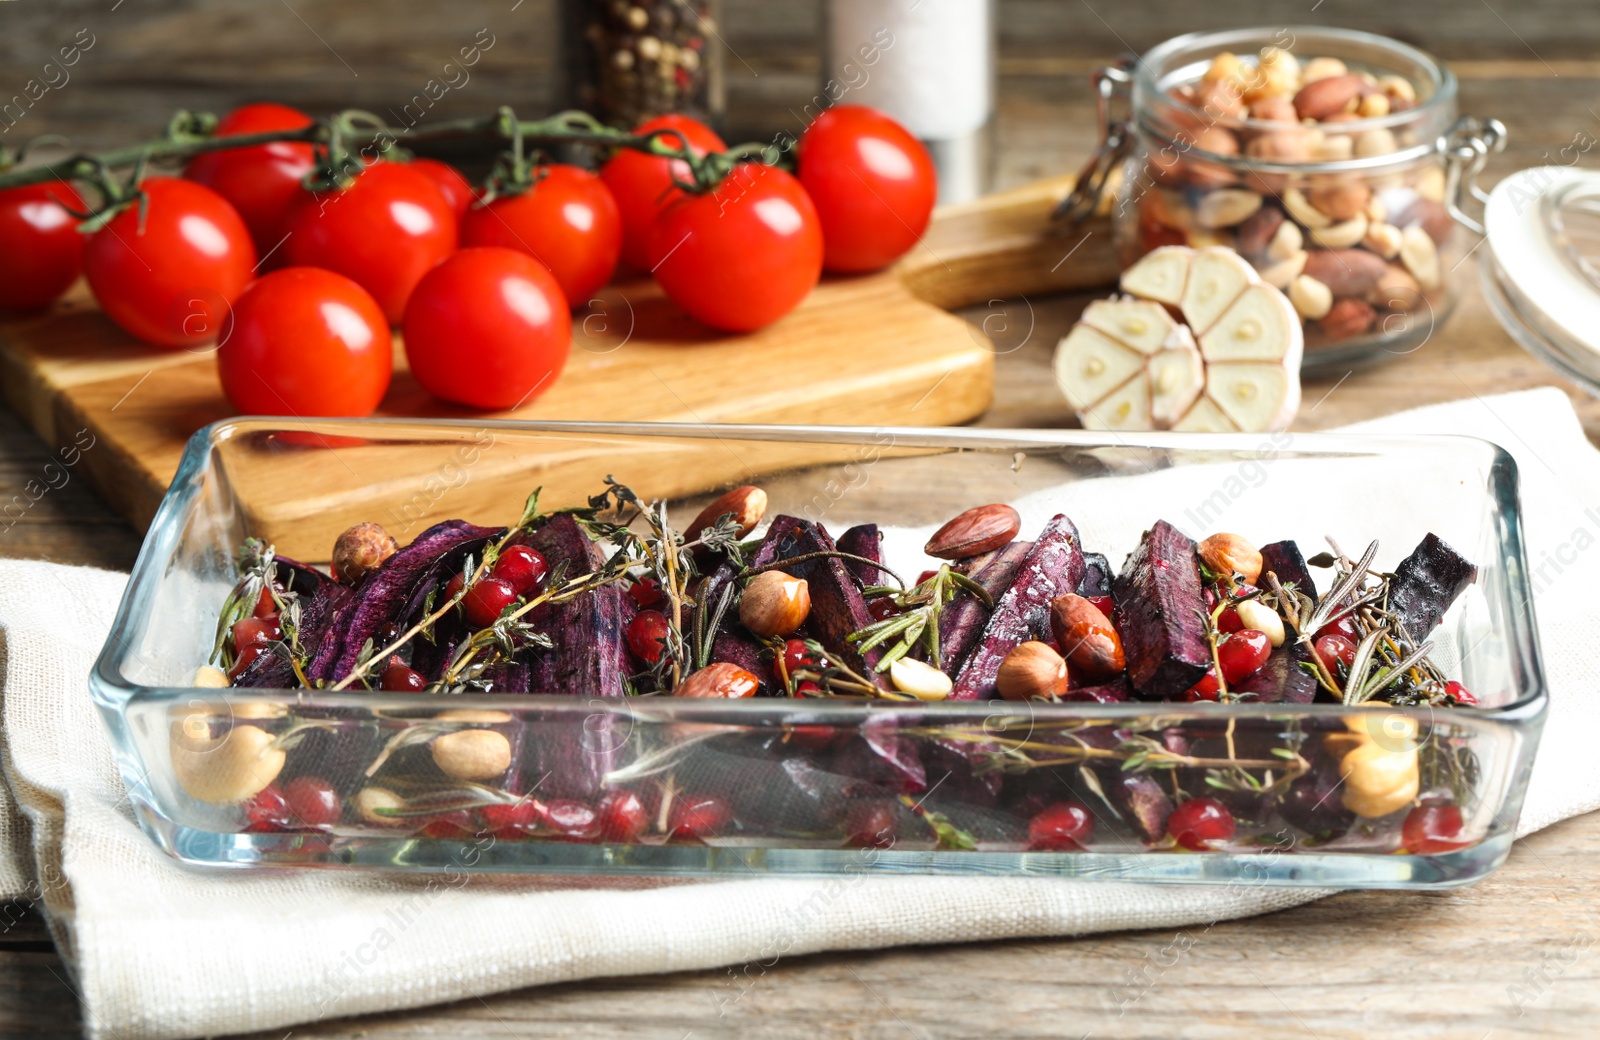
xmin=676 ymin=662 xmax=761 ymax=698
xmin=1367 ymin=263 xmax=1422 ymax=311
xmin=1307 ymin=181 xmax=1371 ymax=222
xmin=172 ymin=723 xmax=285 ymax=805
xmin=888 ymin=657 xmax=953 ymax=701
xmin=1355 ymin=127 xmax=1398 ymax=158
xmin=1338 ymin=730 xmax=1419 ymax=818
xmin=431 ymin=728 xmax=513 ymax=780
xmin=739 ymin=570 xmax=811 ymax=637
xmin=331 ymin=522 xmax=398 ymax=584
xmin=1247 ymin=94 xmax=1298 ymax=124
xmin=1048 ymin=594 xmax=1125 ymax=679
xmin=1198 ymin=532 xmax=1263 ymax=584
xmin=1358 ymin=93 xmax=1391 ymax=119
xmin=996 ymin=642 xmax=1069 ymax=701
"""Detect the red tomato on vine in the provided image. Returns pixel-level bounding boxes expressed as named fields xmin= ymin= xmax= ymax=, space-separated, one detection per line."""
xmin=461 ymin=164 xmax=622 ymax=307
xmin=83 ymin=177 xmax=257 ymax=349
xmin=0 ymin=182 xmax=85 ymax=311
xmin=409 ymin=158 xmax=475 ymax=221
xmin=797 ymin=105 xmax=937 ymax=273
xmin=402 ymin=247 xmax=571 ymax=411
xmin=184 ymin=102 xmax=317 ymax=255
xmin=649 ymin=164 xmax=822 ymax=332
xmin=599 ymin=114 xmax=725 ymax=271
xmin=281 ymin=162 xmax=458 ymax=324
xmin=217 ymin=267 xmax=391 ymax=417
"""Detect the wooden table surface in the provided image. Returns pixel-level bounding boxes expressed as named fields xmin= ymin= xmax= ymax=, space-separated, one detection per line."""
xmin=5 ymin=15 xmax=1600 ymax=1039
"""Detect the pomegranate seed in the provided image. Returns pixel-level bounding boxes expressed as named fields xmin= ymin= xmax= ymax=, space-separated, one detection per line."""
xmin=787 ymin=722 xmax=836 ymax=750
xmin=629 ymin=576 xmax=665 ymax=608
xmin=1086 ymin=594 xmax=1115 ymax=617
xmin=794 ymin=681 xmax=823 ymax=697
xmin=1402 ymin=802 xmax=1467 ymax=853
xmin=626 ymin=609 xmax=671 ymax=664
xmin=597 ymin=790 xmax=649 ymax=843
xmin=1314 ymin=615 xmax=1360 ymax=644
xmin=443 ymin=572 xmax=465 ymax=603
xmin=867 ymin=597 xmax=897 ymax=621
xmin=227 ymin=643 xmax=265 ymax=681
xmin=282 ymin=776 xmax=341 ymax=828
xmin=232 ymin=614 xmax=282 ymax=650
xmin=1216 ymin=629 xmax=1271 ymax=684
xmin=1167 ymin=797 xmax=1236 ymax=850
xmin=669 ymin=794 xmax=732 ymax=841
xmin=1444 ymin=680 xmax=1478 ymax=707
xmin=915 ymin=569 xmax=938 ymax=585
xmin=1217 ymin=606 xmax=1243 ymax=633
xmin=421 ymin=810 xmax=477 ymax=839
xmin=480 ymin=799 xmax=542 ymax=839
xmin=252 ymin=585 xmax=278 ymax=617
xmin=1183 ymin=666 xmax=1220 ymax=702
xmin=844 ymin=802 xmax=898 ymax=848
xmin=491 ymin=545 xmax=549 ymax=596
xmin=1313 ymin=634 xmax=1357 ymax=674
xmin=380 ymin=659 xmax=427 ymax=691
xmin=780 ymin=638 xmax=826 ymax=679
xmin=541 ymin=798 xmax=601 ymax=841
xmin=244 ymin=785 xmax=290 ymax=832
xmin=1027 ymin=801 xmax=1094 ymax=851
xmin=462 ymin=577 xmax=518 ymax=628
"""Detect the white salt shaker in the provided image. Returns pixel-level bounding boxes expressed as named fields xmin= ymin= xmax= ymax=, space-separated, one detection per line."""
xmin=823 ymin=0 xmax=996 ymax=204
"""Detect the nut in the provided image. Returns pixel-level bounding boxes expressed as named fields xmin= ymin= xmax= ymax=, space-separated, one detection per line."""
xmin=1399 ymin=225 xmax=1441 ymax=289
xmin=1358 ymin=93 xmax=1391 ymax=119
xmin=1415 ymin=166 xmax=1446 ymax=203
xmin=996 ymin=641 xmax=1069 ymax=701
xmin=1378 ymin=74 xmax=1417 ymax=105
xmin=1198 ymin=532 xmax=1263 ymax=584
xmin=676 ymin=662 xmax=761 ymax=698
xmin=1282 ymin=188 xmax=1333 ymax=229
xmin=1363 ymin=221 xmax=1403 ymax=259
xmin=1293 ymin=73 xmax=1367 ymax=121
xmin=1201 ymin=51 xmax=1246 ymax=86
xmin=436 ymin=708 xmax=514 ymax=724
xmin=1309 ymin=213 xmax=1369 ymax=249
xmin=924 ymin=503 xmax=1021 ymax=560
xmin=1247 ymin=94 xmax=1297 ymax=123
xmin=1234 ymin=599 xmax=1285 ymax=647
xmin=1368 ymin=263 xmax=1423 ymax=310
xmin=739 ymin=570 xmax=811 ymax=637
xmin=1048 ymin=593 xmax=1125 ymax=678
xmin=431 ymin=728 xmax=512 ymax=781
xmin=685 ymin=485 xmax=768 ymax=543
xmin=1301 ymin=57 xmax=1348 ymax=83
xmin=888 ymin=657 xmax=953 ymax=701
xmin=1307 ymin=181 xmax=1371 ymax=221
xmin=1337 ymin=720 xmax=1419 ymax=818
xmin=1244 ymin=47 xmax=1300 ymax=102
xmin=1192 ymin=76 xmax=1247 ymax=119
xmin=1244 ymin=127 xmax=1313 ymax=165
xmin=1365 ymin=197 xmax=1389 ymax=224
xmin=1266 ymin=219 xmax=1304 ymax=262
xmin=332 ymin=522 xmax=399 ymax=584
xmin=1195 ymin=189 xmax=1263 ymax=229
xmin=193 ymin=664 xmax=229 ymax=688
xmin=1303 ymin=249 xmax=1388 ymax=297
xmin=1288 ymin=274 xmax=1334 ymax=320
xmin=1258 ymin=250 xmax=1308 ymax=291
xmin=1193 ymin=125 xmax=1240 ymax=157
xmin=1317 ymin=297 xmax=1377 ymax=341
xmin=1311 ymin=132 xmax=1354 ymax=162
xmin=355 ymin=786 xmax=408 ymax=826
xmin=172 ymin=723 xmax=285 ymax=805
xmin=1355 ymin=127 xmax=1397 ymax=158
xmin=1236 ymin=205 xmax=1285 ymax=258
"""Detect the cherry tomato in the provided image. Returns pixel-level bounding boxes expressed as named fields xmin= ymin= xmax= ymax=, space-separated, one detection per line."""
xmin=1027 ymin=802 xmax=1095 ymax=851
xmin=1402 ymin=802 xmax=1467 ymax=854
xmin=184 ymin=102 xmax=317 ymax=255
xmin=217 ymin=267 xmax=391 ymax=416
xmin=1313 ymin=633 xmax=1358 ymax=674
xmin=599 ymin=114 xmax=725 ymax=270
xmin=402 ymin=247 xmax=571 ymax=409
xmin=1183 ymin=666 xmax=1220 ymax=702
xmin=0 ymin=182 xmax=85 ymax=311
xmin=461 ymin=164 xmax=622 ymax=307
xmin=83 ymin=177 xmax=256 ymax=349
xmin=797 ymin=105 xmax=937 ymax=273
xmin=1216 ymin=629 xmax=1272 ymax=684
xmin=650 ymin=165 xmax=823 ymax=332
xmin=408 ymin=158 xmax=474 ymax=221
xmin=626 ymin=609 xmax=670 ymax=664
xmin=282 ymin=162 xmax=457 ymax=324
xmin=1444 ymin=679 xmax=1478 ymax=707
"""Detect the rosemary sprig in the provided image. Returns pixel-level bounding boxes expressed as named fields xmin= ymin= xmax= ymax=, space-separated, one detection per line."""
xmin=847 ymin=565 xmax=992 ymax=673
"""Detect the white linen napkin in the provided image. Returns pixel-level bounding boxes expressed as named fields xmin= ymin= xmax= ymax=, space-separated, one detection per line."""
xmin=3 ymin=386 xmax=1598 ymax=1040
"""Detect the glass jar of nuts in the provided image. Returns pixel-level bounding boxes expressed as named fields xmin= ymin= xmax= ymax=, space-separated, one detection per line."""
xmin=1064 ymin=27 xmax=1504 ymax=369
xmin=559 ymin=0 xmax=725 ymax=131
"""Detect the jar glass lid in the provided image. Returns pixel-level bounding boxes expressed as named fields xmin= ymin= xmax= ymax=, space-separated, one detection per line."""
xmin=1482 ymin=167 xmax=1600 ymax=393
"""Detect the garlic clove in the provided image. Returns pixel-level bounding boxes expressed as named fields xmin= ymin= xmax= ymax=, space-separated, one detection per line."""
xmin=1199 ymin=283 xmax=1302 ymax=363
xmin=1079 ymin=297 xmax=1177 ymax=355
xmin=1171 ymin=394 xmax=1240 ymax=432
xmin=1079 ymin=373 xmax=1153 ymax=432
xmin=1052 ymin=324 xmax=1147 ymax=411
xmin=1206 ymin=361 xmax=1301 ymax=432
xmin=1180 ymin=246 xmax=1257 ymax=336
xmin=1147 ymin=341 xmax=1206 ymax=428
xmin=1119 ymin=245 xmax=1191 ymax=306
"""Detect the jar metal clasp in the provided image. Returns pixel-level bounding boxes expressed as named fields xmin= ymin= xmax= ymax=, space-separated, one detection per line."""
xmin=1440 ymin=115 xmax=1508 ymax=236
xmin=1054 ymin=58 xmax=1136 ymax=225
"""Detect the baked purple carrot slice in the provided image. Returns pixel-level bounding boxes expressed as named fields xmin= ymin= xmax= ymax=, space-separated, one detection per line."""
xmin=938 ymin=539 xmax=1033 ymax=677
xmin=1259 ymin=539 xmax=1319 ymax=611
xmin=1113 ymin=520 xmax=1211 ymax=701
xmin=1389 ymin=533 xmax=1476 ymax=640
xmin=837 ymin=524 xmax=884 ymax=587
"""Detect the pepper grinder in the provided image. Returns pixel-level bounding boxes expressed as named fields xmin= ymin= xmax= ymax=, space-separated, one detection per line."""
xmin=823 ymin=0 xmax=996 ymax=204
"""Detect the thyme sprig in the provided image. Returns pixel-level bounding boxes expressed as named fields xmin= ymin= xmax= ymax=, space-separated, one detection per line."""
xmin=847 ymin=565 xmax=993 ymax=673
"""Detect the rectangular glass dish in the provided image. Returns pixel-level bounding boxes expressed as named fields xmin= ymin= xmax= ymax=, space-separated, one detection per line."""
xmin=91 ymin=419 xmax=1547 ymax=887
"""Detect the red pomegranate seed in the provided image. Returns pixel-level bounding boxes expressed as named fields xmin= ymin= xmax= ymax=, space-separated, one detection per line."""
xmin=1313 ymin=634 xmax=1357 ymax=674
xmin=252 ymin=585 xmax=278 ymax=617
xmin=491 ymin=545 xmax=549 ymax=596
xmin=1027 ymin=801 xmax=1094 ymax=851
xmin=232 ymin=614 xmax=282 ymax=650
xmin=1444 ymin=680 xmax=1478 ymax=707
xmin=380 ymin=659 xmax=427 ymax=691
xmin=244 ymin=784 xmax=290 ymax=832
xmin=629 ymin=577 xmax=665 ymax=608
xmin=597 ymin=790 xmax=649 ymax=843
xmin=540 ymin=798 xmax=601 ymax=841
xmin=669 ymin=794 xmax=732 ymax=841
xmin=1184 ymin=666 xmax=1220 ymax=702
xmin=626 ymin=610 xmax=671 ymax=664
xmin=1402 ymin=802 xmax=1467 ymax=853
xmin=227 ymin=643 xmax=265 ymax=681
xmin=1216 ymin=629 xmax=1271 ymax=684
xmin=1167 ymin=797 xmax=1235 ymax=850
xmin=480 ymin=799 xmax=543 ymax=839
xmin=844 ymin=802 xmax=898 ymax=849
xmin=282 ymin=776 xmax=342 ymax=828
xmin=1217 ymin=606 xmax=1243 ymax=633
xmin=421 ymin=810 xmax=478 ymax=839
xmin=462 ymin=577 xmax=518 ymax=628
xmin=1086 ymin=594 xmax=1115 ymax=617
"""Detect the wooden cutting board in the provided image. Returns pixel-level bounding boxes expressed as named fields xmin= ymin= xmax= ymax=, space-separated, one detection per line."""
xmin=0 ymin=175 xmax=1117 ymax=553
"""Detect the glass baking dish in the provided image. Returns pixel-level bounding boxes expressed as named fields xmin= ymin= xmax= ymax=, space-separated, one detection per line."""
xmin=90 ymin=419 xmax=1546 ymax=887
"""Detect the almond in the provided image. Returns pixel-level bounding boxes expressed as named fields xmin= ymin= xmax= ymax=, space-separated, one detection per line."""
xmin=1293 ymin=73 xmax=1366 ymax=121
xmin=1235 ymin=205 xmax=1284 ymax=258
xmin=1367 ymin=263 xmax=1422 ymax=310
xmin=684 ymin=485 xmax=768 ymax=543
xmin=1317 ymin=297 xmax=1377 ymax=342
xmin=675 ymin=662 xmax=761 ymax=698
xmin=739 ymin=570 xmax=811 ymax=637
xmin=1302 ymin=249 xmax=1388 ymax=297
xmin=1198 ymin=532 xmax=1263 ymax=583
xmin=431 ymin=728 xmax=512 ymax=781
xmin=925 ymin=503 xmax=1021 ymax=560
xmin=996 ymin=641 xmax=1069 ymax=701
xmin=1048 ymin=594 xmax=1125 ymax=679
